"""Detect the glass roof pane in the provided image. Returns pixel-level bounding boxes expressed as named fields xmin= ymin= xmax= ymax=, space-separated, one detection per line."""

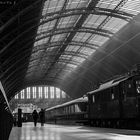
xmin=72 ymin=32 xmax=91 ymax=42
xmin=83 ymin=14 xmax=107 ymax=28
xmin=51 ymin=33 xmax=67 ymax=42
xmin=80 ymin=47 xmax=96 ymax=56
xmin=60 ymin=54 xmax=72 ymax=60
xmin=34 ymin=38 xmax=49 ymax=47
xmin=30 ymin=50 xmax=44 ymax=60
xmin=66 ymin=63 xmax=77 ymax=69
xmin=97 ymin=0 xmax=121 ymax=9
xmin=102 ymin=17 xmax=128 ymax=33
xmin=120 ymin=0 xmax=140 ymax=15
xmin=57 ymin=15 xmax=79 ymax=28
xmin=42 ymin=0 xmax=65 ymax=15
xmin=66 ymin=0 xmax=89 ymax=9
xmin=66 ymin=45 xmax=80 ymax=52
xmin=37 ymin=20 xmax=56 ymax=34
xmin=72 ymin=56 xmax=86 ymax=63
xmin=89 ymin=35 xmax=109 ymax=45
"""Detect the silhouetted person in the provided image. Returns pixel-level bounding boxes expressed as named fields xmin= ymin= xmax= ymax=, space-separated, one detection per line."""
xmin=32 ymin=110 xmax=38 ymax=127
xmin=39 ymin=109 xmax=45 ymax=126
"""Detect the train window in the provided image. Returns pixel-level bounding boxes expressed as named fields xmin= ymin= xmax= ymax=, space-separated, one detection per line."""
xmin=75 ymin=104 xmax=81 ymax=113
xmin=136 ymin=80 xmax=140 ymax=93
xmin=92 ymin=95 xmax=95 ymax=103
xmin=128 ymin=84 xmax=131 ymax=88
xmin=111 ymin=93 xmax=114 ymax=100
xmin=124 ymin=80 xmax=134 ymax=97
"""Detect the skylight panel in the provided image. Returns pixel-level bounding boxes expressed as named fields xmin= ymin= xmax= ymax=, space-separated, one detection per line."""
xmin=51 ymin=33 xmax=66 ymax=42
xmin=120 ymin=0 xmax=140 ymax=15
xmin=73 ymin=32 xmax=91 ymax=42
xmin=34 ymin=37 xmax=49 ymax=47
xmin=60 ymin=54 xmax=72 ymax=60
xmin=93 ymin=35 xmax=110 ymax=44
xmin=32 ymin=40 xmax=49 ymax=52
xmin=37 ymin=20 xmax=56 ymax=34
xmin=57 ymin=15 xmax=79 ymax=28
xmin=66 ymin=63 xmax=77 ymax=69
xmin=66 ymin=0 xmax=87 ymax=9
xmin=97 ymin=0 xmax=121 ymax=9
xmin=83 ymin=14 xmax=107 ymax=28
xmin=66 ymin=45 xmax=80 ymax=52
xmin=30 ymin=50 xmax=44 ymax=60
xmin=80 ymin=47 xmax=96 ymax=56
xmin=103 ymin=17 xmax=128 ymax=33
xmin=42 ymin=0 xmax=65 ymax=14
xmin=89 ymin=35 xmax=109 ymax=45
xmin=72 ymin=56 xmax=86 ymax=63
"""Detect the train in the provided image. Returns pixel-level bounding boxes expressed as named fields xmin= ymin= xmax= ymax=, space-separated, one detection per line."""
xmin=45 ymin=97 xmax=88 ymax=125
xmin=45 ymin=67 xmax=140 ymax=129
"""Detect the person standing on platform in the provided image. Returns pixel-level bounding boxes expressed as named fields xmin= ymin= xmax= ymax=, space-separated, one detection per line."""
xmin=32 ymin=110 xmax=39 ymax=127
xmin=39 ymin=109 xmax=45 ymax=126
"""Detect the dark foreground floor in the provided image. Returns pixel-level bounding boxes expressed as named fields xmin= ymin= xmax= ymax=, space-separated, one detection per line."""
xmin=9 ymin=122 xmax=140 ymax=140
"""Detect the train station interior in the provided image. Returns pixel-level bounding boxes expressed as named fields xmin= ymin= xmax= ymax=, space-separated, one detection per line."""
xmin=1 ymin=0 xmax=140 ymax=140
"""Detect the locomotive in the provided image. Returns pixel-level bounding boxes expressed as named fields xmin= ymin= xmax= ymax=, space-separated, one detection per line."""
xmin=45 ymin=65 xmax=140 ymax=129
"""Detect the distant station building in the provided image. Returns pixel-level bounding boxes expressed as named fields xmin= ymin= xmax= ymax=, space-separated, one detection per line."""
xmin=10 ymin=86 xmax=71 ymax=111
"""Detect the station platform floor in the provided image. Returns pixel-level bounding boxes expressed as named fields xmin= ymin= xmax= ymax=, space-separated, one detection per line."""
xmin=9 ymin=122 xmax=140 ymax=140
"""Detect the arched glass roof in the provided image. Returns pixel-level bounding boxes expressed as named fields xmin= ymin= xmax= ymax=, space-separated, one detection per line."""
xmin=26 ymin=0 xmax=140 ymax=83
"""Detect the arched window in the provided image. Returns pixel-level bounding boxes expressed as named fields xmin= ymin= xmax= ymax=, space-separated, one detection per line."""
xmin=56 ymin=88 xmax=60 ymax=98
xmin=21 ymin=90 xmax=24 ymax=99
xmin=44 ymin=87 xmax=48 ymax=98
xmin=14 ymin=94 xmax=18 ymax=99
xmin=26 ymin=87 xmax=30 ymax=99
xmin=39 ymin=87 xmax=42 ymax=98
xmin=32 ymin=87 xmax=36 ymax=98
xmin=15 ymin=86 xmax=68 ymax=100
xmin=50 ymin=87 xmax=54 ymax=98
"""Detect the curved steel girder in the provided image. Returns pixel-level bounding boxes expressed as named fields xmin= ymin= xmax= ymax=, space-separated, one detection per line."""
xmin=1 ymin=5 xmax=132 ymax=36
xmin=36 ymin=27 xmax=113 ymax=40
xmin=31 ymin=50 xmax=88 ymax=61
xmin=36 ymin=28 xmax=110 ymax=42
xmin=0 ymin=5 xmax=131 ymax=55
xmin=28 ymin=55 xmax=84 ymax=68
xmin=36 ymin=58 xmax=80 ymax=67
xmin=26 ymin=66 xmax=73 ymax=76
xmin=4 ymin=56 xmax=79 ymax=82
xmin=32 ymin=40 xmax=98 ymax=53
xmin=41 ymin=8 xmax=131 ymax=26
xmin=1 ymin=40 xmax=88 ymax=79
xmin=41 ymin=7 xmax=133 ymax=23
xmin=0 ymin=6 xmax=129 ymax=56
xmin=0 ymin=3 xmax=131 ymax=38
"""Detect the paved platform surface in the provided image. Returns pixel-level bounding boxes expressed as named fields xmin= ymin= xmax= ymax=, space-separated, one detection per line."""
xmin=9 ymin=122 xmax=140 ymax=140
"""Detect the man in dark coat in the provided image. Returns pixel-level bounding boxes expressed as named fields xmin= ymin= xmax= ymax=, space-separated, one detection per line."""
xmin=39 ymin=109 xmax=45 ymax=126
xmin=32 ymin=110 xmax=38 ymax=127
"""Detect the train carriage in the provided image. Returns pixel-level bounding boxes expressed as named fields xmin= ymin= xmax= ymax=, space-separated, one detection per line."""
xmin=87 ymin=74 xmax=140 ymax=129
xmin=45 ymin=96 xmax=88 ymax=125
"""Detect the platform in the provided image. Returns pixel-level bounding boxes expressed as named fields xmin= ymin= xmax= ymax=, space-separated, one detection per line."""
xmin=9 ymin=122 xmax=140 ymax=140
